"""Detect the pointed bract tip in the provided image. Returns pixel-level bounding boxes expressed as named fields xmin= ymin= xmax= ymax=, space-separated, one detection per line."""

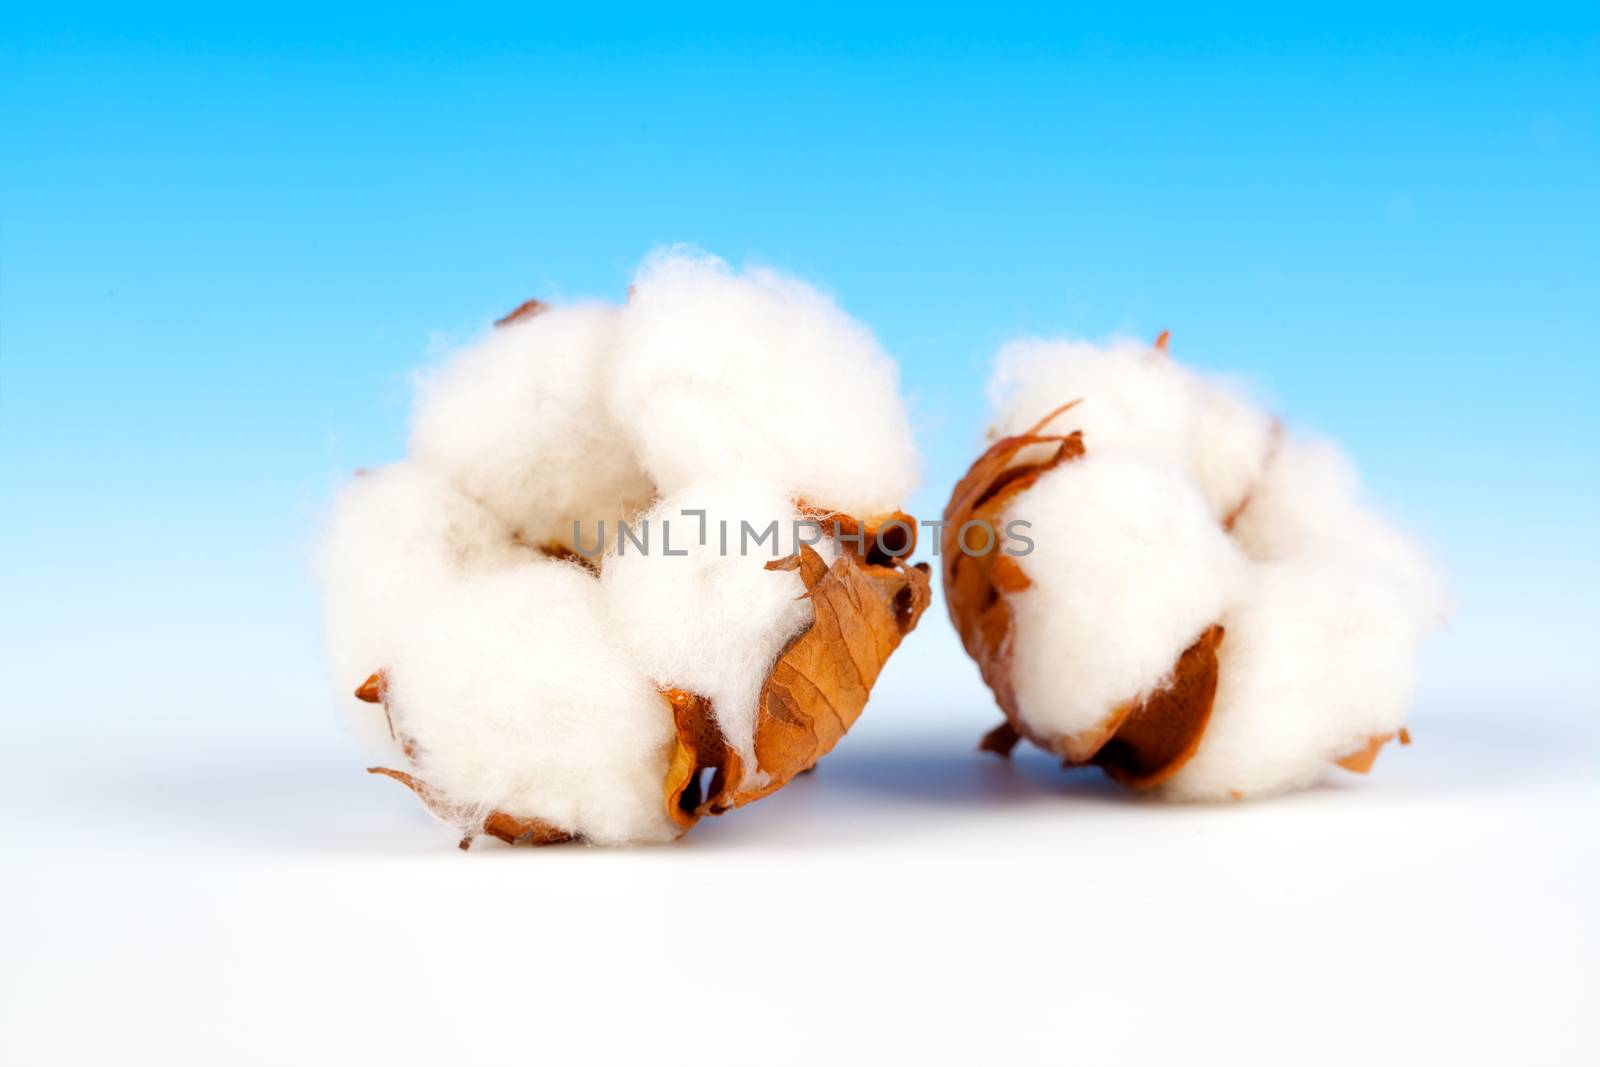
xmin=494 ymin=298 xmax=548 ymax=328
xmin=354 ymin=672 xmax=386 ymax=704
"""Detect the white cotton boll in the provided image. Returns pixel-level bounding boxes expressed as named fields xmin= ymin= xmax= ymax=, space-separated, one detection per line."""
xmin=988 ymin=338 xmax=1276 ymax=519
xmin=1164 ymin=557 xmax=1430 ymax=800
xmin=319 ymin=250 xmax=932 ymax=845
xmin=409 ymin=303 xmax=655 ymax=547
xmin=385 ymin=563 xmax=678 ymax=846
xmin=611 ymin=250 xmax=918 ymax=516
xmin=317 ymin=462 xmax=524 ymax=749
xmin=960 ymin=332 xmax=1446 ymax=798
xmin=1004 ymin=453 xmax=1250 ymax=742
xmin=600 ymin=479 xmax=814 ymax=777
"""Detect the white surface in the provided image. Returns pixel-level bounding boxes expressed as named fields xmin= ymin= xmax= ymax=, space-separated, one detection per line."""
xmin=2 ymin=618 xmax=1596 ymax=1066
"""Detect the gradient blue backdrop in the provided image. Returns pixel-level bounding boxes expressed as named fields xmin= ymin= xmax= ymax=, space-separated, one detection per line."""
xmin=2 ymin=7 xmax=1596 ymax=753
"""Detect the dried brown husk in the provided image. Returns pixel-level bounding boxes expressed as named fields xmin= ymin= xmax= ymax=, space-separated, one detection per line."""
xmin=362 ymin=507 xmax=930 ymax=846
xmin=794 ymin=500 xmax=918 ymax=566
xmin=664 ymin=538 xmax=932 ymax=827
xmin=946 ymin=380 xmax=1409 ymax=788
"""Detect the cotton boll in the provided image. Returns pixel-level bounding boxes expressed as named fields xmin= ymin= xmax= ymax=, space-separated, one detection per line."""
xmin=611 ymin=250 xmax=918 ymax=516
xmin=949 ymin=333 xmax=1445 ymax=796
xmin=988 ymin=338 xmax=1275 ymax=520
xmin=409 ymin=303 xmax=655 ymax=547
xmin=317 ymin=462 xmax=524 ymax=748
xmin=321 ymin=250 xmax=931 ymax=845
xmin=600 ymin=479 xmax=814 ymax=779
xmin=385 ymin=563 xmax=678 ymax=846
xmin=1164 ymin=557 xmax=1430 ymax=800
xmin=1004 ymin=453 xmax=1250 ymax=743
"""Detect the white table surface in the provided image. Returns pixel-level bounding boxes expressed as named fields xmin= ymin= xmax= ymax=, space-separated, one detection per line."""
xmin=4 ymin=619 xmax=1595 ymax=1066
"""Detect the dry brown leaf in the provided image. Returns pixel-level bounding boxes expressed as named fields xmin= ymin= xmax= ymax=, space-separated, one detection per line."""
xmin=794 ymin=500 xmax=919 ymax=565
xmin=944 ymin=402 xmax=1227 ymax=788
xmin=663 ymin=540 xmax=931 ymax=826
xmin=661 ymin=686 xmax=742 ymax=830
xmin=736 ymin=546 xmax=930 ymax=806
xmin=943 ymin=402 xmax=1086 ymax=758
xmin=1091 ymin=624 xmax=1225 ymax=788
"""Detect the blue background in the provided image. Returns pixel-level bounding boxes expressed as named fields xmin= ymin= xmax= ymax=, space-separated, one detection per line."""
xmin=2 ymin=6 xmax=1595 ymax=749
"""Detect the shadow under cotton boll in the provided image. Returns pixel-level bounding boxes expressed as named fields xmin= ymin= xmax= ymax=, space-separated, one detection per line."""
xmin=805 ymin=730 xmax=1139 ymax=809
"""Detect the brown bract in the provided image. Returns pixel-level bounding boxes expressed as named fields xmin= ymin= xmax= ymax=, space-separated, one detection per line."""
xmin=794 ymin=500 xmax=918 ymax=566
xmin=1091 ymin=624 xmax=1224 ymax=788
xmin=941 ymin=401 xmax=1105 ymax=764
xmin=494 ymin=298 xmax=548 ymax=328
xmin=1335 ymin=726 xmax=1411 ymax=774
xmin=664 ymin=540 xmax=931 ymax=828
xmin=361 ymin=508 xmax=930 ymax=846
xmin=942 ymin=402 xmax=1219 ymax=785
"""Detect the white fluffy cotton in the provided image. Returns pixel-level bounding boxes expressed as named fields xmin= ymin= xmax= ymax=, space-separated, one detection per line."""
xmin=600 ymin=480 xmax=813 ymax=782
xmin=991 ymin=336 xmax=1446 ymax=798
xmin=386 ymin=564 xmax=678 ymax=845
xmin=990 ymin=338 xmax=1276 ymax=521
xmin=612 ymin=250 xmax=919 ymax=517
xmin=1005 ymin=456 xmax=1248 ymax=743
xmin=1166 ymin=556 xmax=1433 ymax=799
xmin=318 ymin=249 xmax=918 ymax=842
xmin=317 ymin=462 xmax=528 ymax=749
xmin=408 ymin=303 xmax=655 ymax=547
